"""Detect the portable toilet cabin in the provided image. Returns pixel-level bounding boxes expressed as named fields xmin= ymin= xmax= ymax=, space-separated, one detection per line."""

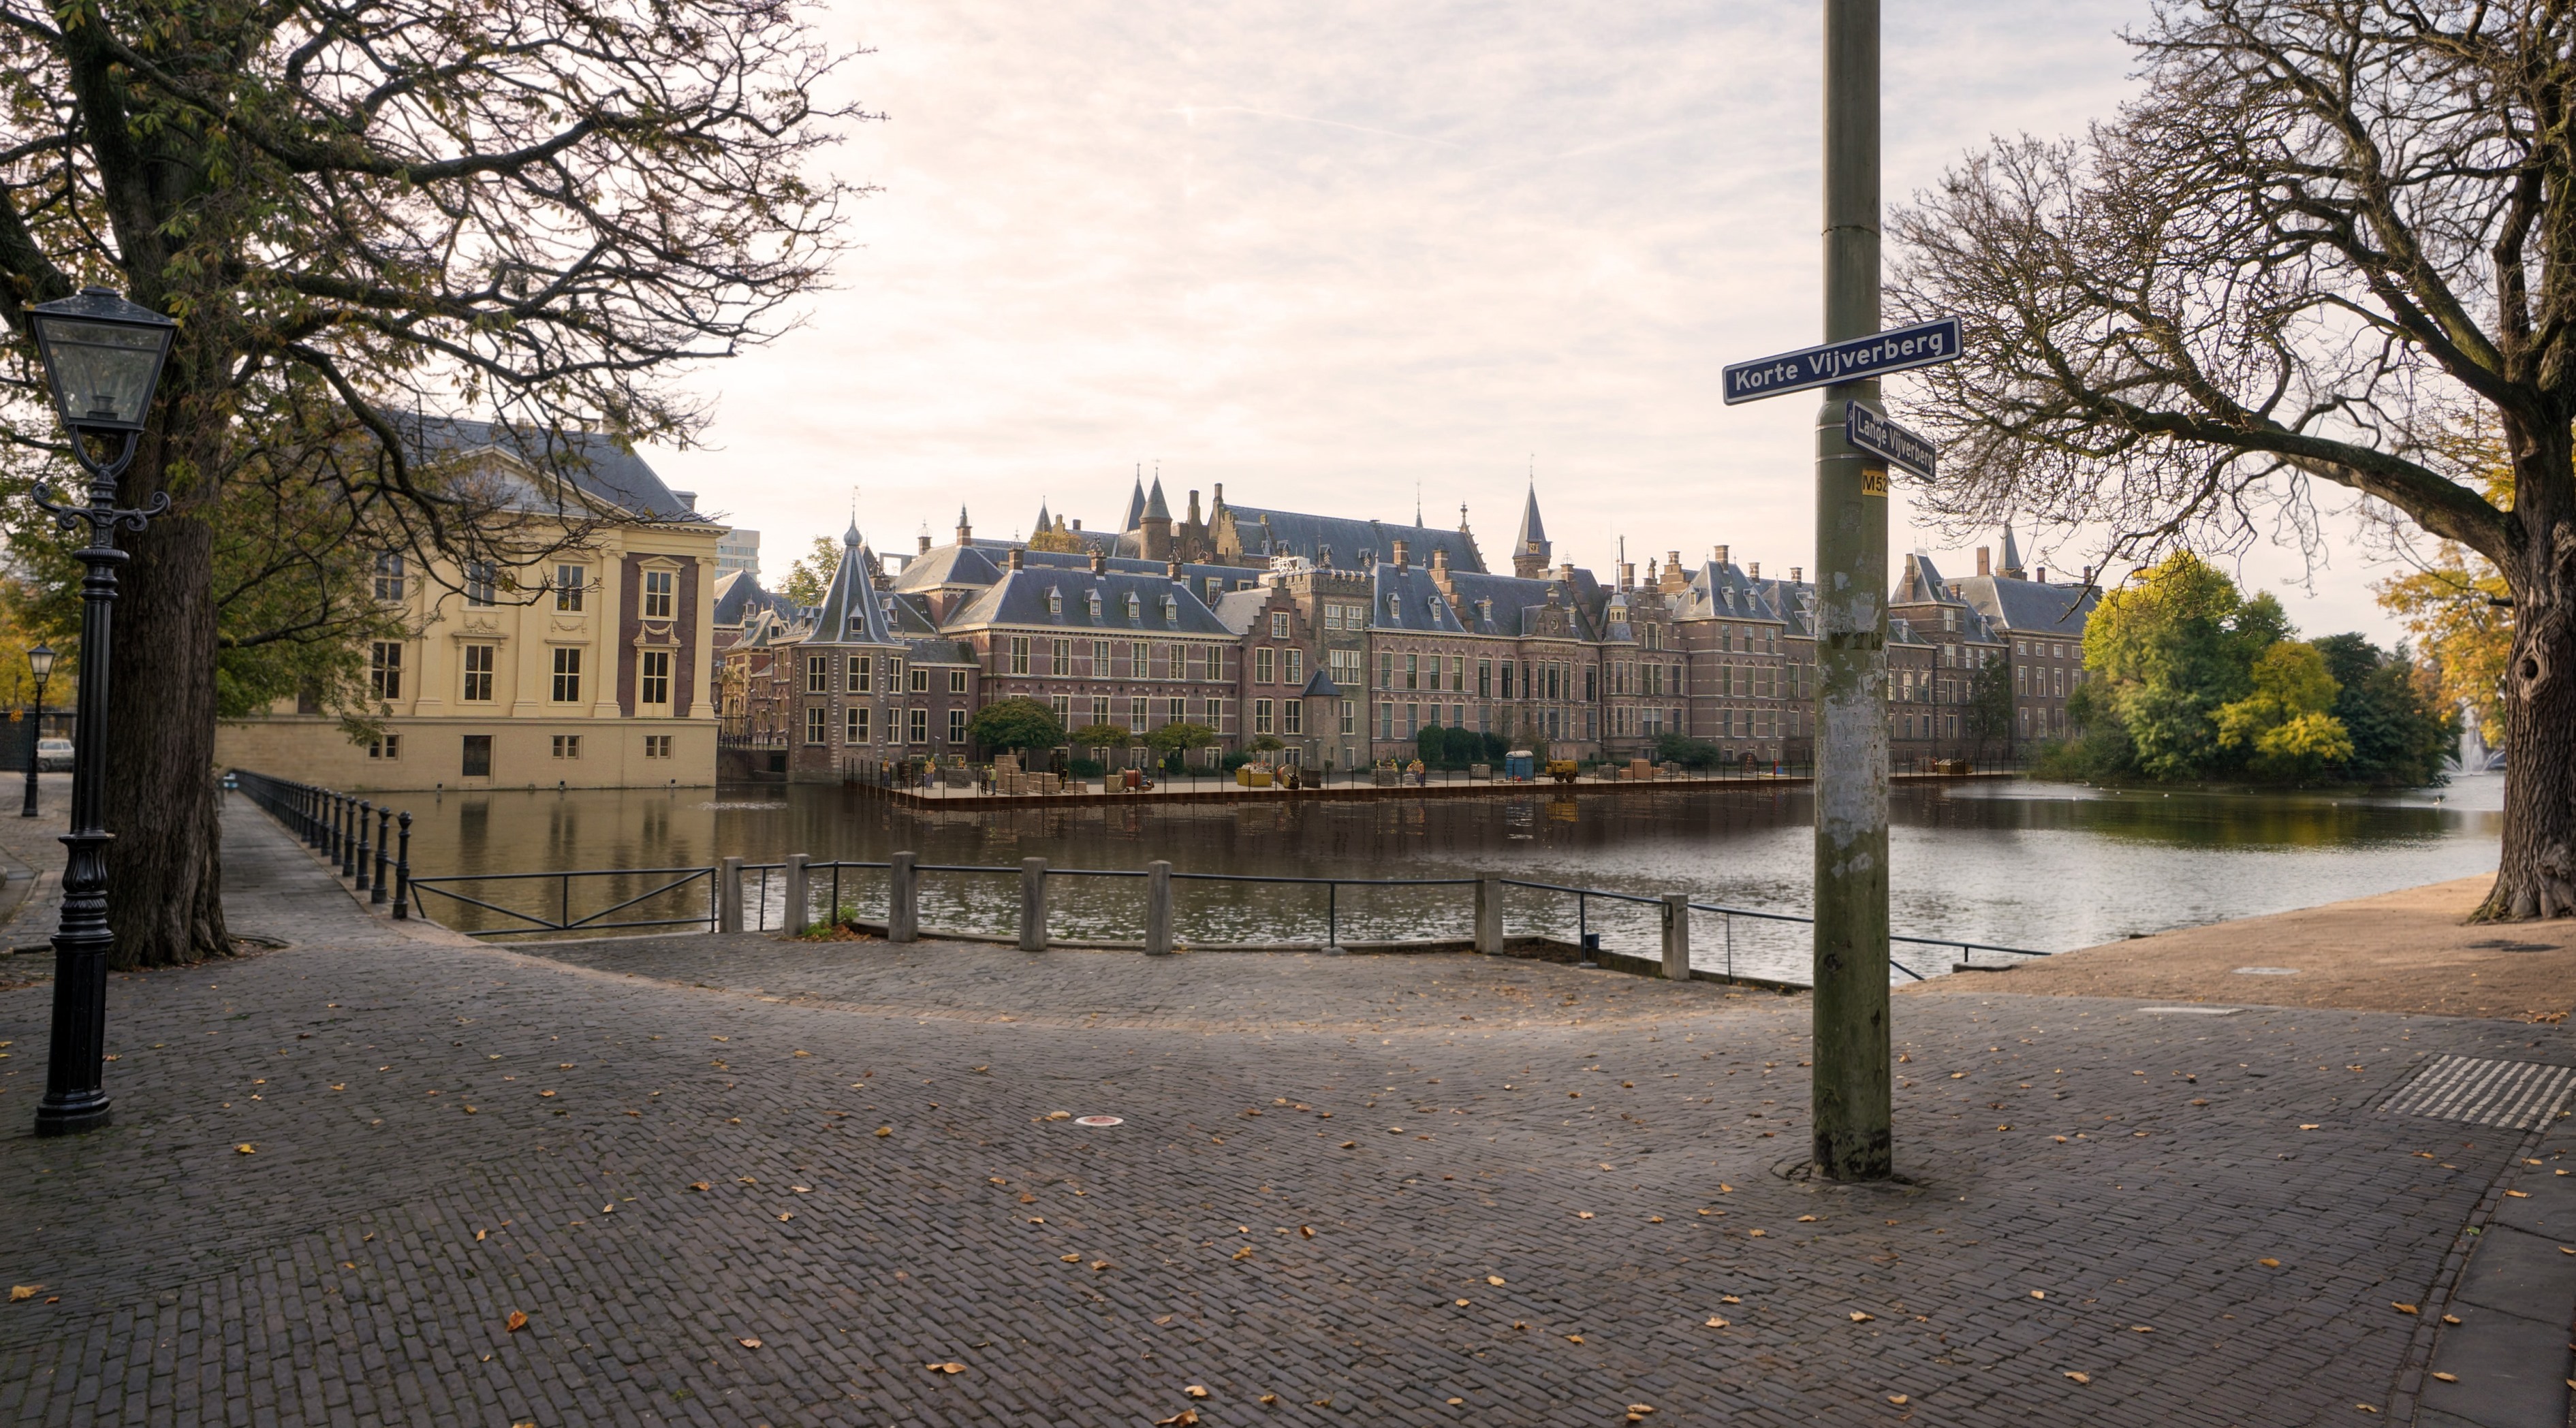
xmin=1503 ymin=748 xmax=1535 ymax=781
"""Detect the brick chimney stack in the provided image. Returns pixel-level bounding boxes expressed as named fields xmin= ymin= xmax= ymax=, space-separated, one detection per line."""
xmin=917 ymin=533 xmax=932 ymax=556
xmin=1007 ymin=546 xmax=1023 ymax=571
xmin=1714 ymin=544 xmax=1730 ymax=566
xmin=1392 ymin=539 xmax=1410 ymax=570
xmin=1090 ymin=550 xmax=1106 ymax=573
xmin=1791 ymin=566 xmax=1803 ymax=584
xmin=1976 ymin=546 xmax=1992 ymax=576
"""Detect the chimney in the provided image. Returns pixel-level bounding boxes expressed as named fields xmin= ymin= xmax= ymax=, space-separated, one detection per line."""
xmin=1090 ymin=550 xmax=1106 ymax=574
xmin=1749 ymin=561 xmax=1760 ymax=578
xmin=1791 ymin=566 xmax=1803 ymax=584
xmin=1072 ymin=518 xmax=1082 ymax=532
xmin=1212 ymin=482 xmax=1224 ymax=507
xmin=917 ymin=533 xmax=932 ymax=556
xmin=1187 ymin=490 xmax=1201 ymax=524
xmin=1167 ymin=558 xmax=1183 ymax=581
xmin=1620 ymin=560 xmax=1636 ymax=590
xmin=1976 ymin=546 xmax=1991 ymax=576
xmin=1558 ymin=561 xmax=1575 ymax=584
xmin=1667 ymin=550 xmax=1682 ymax=569
xmin=2037 ymin=567 xmax=2047 ymax=584
xmin=1393 ymin=539 xmax=1410 ymax=569
xmin=2081 ymin=564 xmax=2093 ymax=585
xmin=1007 ymin=547 xmax=1024 ymax=571
xmin=1430 ymin=547 xmax=1447 ymax=571
xmin=1713 ymin=544 xmax=1729 ymax=566
xmin=957 ymin=507 xmax=973 ymax=546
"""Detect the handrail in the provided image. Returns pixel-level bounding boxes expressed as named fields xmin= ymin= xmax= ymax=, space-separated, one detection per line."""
xmin=226 ymin=766 xmax=2057 ymax=980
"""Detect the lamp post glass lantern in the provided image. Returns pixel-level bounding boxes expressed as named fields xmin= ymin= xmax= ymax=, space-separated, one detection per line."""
xmin=22 ymin=285 xmax=176 ymax=1137
xmin=20 ymin=643 xmax=52 ymax=819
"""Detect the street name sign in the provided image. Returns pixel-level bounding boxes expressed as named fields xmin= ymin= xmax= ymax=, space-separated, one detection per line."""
xmin=1721 ymin=316 xmax=1962 ymax=405
xmin=1844 ymin=402 xmax=1935 ymax=480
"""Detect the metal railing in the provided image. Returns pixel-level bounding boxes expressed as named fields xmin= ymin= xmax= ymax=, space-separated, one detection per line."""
xmin=227 ymin=767 xmax=2054 ymax=983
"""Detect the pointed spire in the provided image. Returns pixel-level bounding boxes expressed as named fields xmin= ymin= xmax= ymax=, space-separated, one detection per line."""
xmin=1998 ymin=520 xmax=2026 ymax=580
xmin=1512 ymin=479 xmax=1551 ymax=578
xmin=1120 ymin=467 xmax=1146 ymax=533
xmin=1033 ymin=497 xmax=1053 ymax=537
xmin=1143 ymin=475 xmax=1171 ymax=521
xmin=844 ymin=515 xmax=862 ymax=547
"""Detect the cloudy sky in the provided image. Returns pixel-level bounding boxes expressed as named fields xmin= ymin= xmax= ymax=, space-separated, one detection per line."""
xmin=645 ymin=0 xmax=2408 ymax=639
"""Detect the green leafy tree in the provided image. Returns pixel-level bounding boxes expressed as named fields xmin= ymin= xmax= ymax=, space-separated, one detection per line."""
xmin=1964 ymin=652 xmax=2015 ymax=759
xmin=1067 ymin=723 xmax=1131 ymax=752
xmin=779 ymin=536 xmax=846 ymax=609
xmin=1145 ymin=720 xmax=1219 ymax=755
xmin=0 ymin=0 xmax=860 ymax=962
xmin=1653 ymin=733 xmax=1722 ymax=770
xmin=2077 ymin=553 xmax=2289 ymax=781
xmin=2313 ymin=634 xmax=2459 ymax=787
xmin=2214 ymin=642 xmax=2352 ymax=781
xmin=966 ymin=698 xmax=1065 ymax=755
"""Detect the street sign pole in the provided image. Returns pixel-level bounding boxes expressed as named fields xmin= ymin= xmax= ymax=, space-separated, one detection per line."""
xmin=1812 ymin=0 xmax=1892 ymax=1180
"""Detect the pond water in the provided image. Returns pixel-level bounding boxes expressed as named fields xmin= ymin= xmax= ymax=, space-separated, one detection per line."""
xmin=368 ymin=772 xmax=2505 ymax=985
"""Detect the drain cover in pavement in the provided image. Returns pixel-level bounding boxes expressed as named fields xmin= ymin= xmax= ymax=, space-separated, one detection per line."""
xmin=1073 ymin=1115 xmax=1123 ymax=1128
xmin=2379 ymin=1055 xmax=2576 ymax=1131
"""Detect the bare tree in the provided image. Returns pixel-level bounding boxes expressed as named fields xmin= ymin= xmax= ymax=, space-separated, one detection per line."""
xmin=1892 ymin=0 xmax=2575 ymax=920
xmin=0 ymin=0 xmax=863 ymax=962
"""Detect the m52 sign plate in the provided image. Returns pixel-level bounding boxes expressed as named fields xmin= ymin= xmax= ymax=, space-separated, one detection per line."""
xmin=1844 ymin=402 xmax=1936 ymax=480
xmin=1721 ymin=317 xmax=1962 ymax=404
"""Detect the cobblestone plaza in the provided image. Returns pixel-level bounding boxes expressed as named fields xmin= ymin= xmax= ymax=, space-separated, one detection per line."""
xmin=0 ymin=802 xmax=2567 ymax=1425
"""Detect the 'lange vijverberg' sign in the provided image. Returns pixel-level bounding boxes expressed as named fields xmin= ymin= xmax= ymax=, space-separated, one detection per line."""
xmin=1721 ymin=317 xmax=1961 ymax=405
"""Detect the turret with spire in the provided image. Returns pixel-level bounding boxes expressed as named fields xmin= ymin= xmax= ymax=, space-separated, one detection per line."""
xmin=955 ymin=505 xmax=973 ymax=547
xmin=1033 ymin=498 xmax=1053 ymax=539
xmin=1998 ymin=521 xmax=2026 ymax=580
xmin=1119 ymin=467 xmax=1147 ymax=534
xmin=1512 ymin=481 xmax=1552 ymax=579
xmin=1141 ymin=474 xmax=1174 ymax=560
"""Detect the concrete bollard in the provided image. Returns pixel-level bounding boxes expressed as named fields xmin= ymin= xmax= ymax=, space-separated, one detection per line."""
xmin=1019 ymin=857 xmax=1048 ymax=951
xmin=718 ymin=856 xmax=744 ymax=934
xmin=1661 ymin=893 xmax=1691 ymax=980
xmin=1144 ymin=860 xmax=1174 ymax=955
xmin=785 ymin=853 xmax=810 ymax=934
xmin=888 ymin=851 xmax=918 ymax=942
xmin=1474 ymin=874 xmax=1504 ymax=954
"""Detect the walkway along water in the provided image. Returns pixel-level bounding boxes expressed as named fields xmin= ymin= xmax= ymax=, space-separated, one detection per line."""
xmin=229 ymin=768 xmax=2048 ymax=987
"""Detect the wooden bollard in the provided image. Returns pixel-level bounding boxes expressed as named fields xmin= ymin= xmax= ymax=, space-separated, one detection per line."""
xmin=1144 ymin=860 xmax=1173 ymax=955
xmin=888 ymin=851 xmax=918 ymax=942
xmin=1019 ymin=857 xmax=1048 ymax=951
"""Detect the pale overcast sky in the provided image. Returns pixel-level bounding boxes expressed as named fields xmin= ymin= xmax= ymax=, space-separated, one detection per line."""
xmin=645 ymin=0 xmax=2408 ymax=641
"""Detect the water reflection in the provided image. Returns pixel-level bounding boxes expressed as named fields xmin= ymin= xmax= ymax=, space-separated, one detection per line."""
xmin=383 ymin=774 xmax=2502 ymax=984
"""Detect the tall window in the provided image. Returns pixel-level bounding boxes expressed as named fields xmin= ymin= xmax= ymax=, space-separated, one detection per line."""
xmin=847 ymin=654 xmax=871 ymax=693
xmin=847 ymin=705 xmax=870 ymax=742
xmin=1051 ymin=638 xmax=1070 ymax=676
xmin=1131 ymin=641 xmax=1148 ymax=676
xmin=551 ymin=648 xmax=582 ymax=703
xmin=949 ymin=669 xmax=968 ymax=693
xmin=909 ymin=707 xmax=928 ymax=742
xmin=554 ymin=564 xmax=585 ymax=612
xmin=640 ymin=650 xmax=672 ymax=706
xmin=1204 ymin=697 xmax=1221 ymax=726
xmin=1270 ymin=612 xmax=1290 ymax=639
xmin=370 ymin=642 xmax=403 ymax=701
xmin=1128 ymin=697 xmax=1148 ymax=731
xmin=464 ymin=560 xmax=497 ymax=607
xmin=373 ymin=553 xmax=405 ymax=602
xmin=948 ymin=708 xmax=967 ymax=743
xmin=1340 ymin=700 xmax=1356 ymax=735
xmin=1406 ymin=654 xmax=1418 ymax=690
xmin=1091 ymin=696 xmax=1109 ymax=725
xmin=909 ymin=666 xmax=928 ymax=693
xmin=1010 ymin=635 xmax=1030 ymax=674
xmin=1285 ymin=649 xmax=1304 ymax=684
xmin=461 ymin=644 xmax=495 ymax=701
xmin=642 ymin=569 xmax=676 ymax=619
xmin=805 ymin=706 xmax=827 ymax=744
xmin=1283 ymin=700 xmax=1302 ymax=735
xmin=461 ymin=734 xmax=491 ymax=777
xmin=1255 ymin=648 xmax=1275 ymax=685
xmin=807 ymin=654 xmax=830 ymax=694
xmin=1254 ymin=699 xmax=1274 ymax=734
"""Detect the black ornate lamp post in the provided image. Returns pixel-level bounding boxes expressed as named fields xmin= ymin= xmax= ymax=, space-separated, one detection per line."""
xmin=23 ymin=286 xmax=176 ymax=1137
xmin=20 ymin=644 xmax=53 ymax=818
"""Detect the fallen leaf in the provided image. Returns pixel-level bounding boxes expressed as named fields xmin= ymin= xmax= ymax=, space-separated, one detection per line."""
xmin=1231 ymin=1247 xmax=1253 ymax=1261
xmin=1455 ymin=1299 xmax=1471 ymax=1307
xmin=2063 ymin=1371 xmax=2090 ymax=1384
xmin=1184 ymin=1385 xmax=1210 ymax=1399
xmin=235 ymin=1143 xmax=255 ymax=1155
xmin=2391 ymin=1303 xmax=2418 ymax=1315
xmin=739 ymin=1337 xmax=763 ymax=1349
xmin=1061 ymin=1254 xmax=1080 ymax=1262
xmin=1447 ymin=1398 xmax=1465 ymax=1406
xmin=690 ymin=1181 xmax=710 ymax=1192
xmin=475 ymin=1229 xmax=486 ymax=1242
xmin=2030 ymin=1290 xmax=2046 ymax=1300
xmin=1486 ymin=1275 xmax=1505 ymax=1286
xmin=1260 ymin=1395 xmax=1277 ymax=1406
xmin=2430 ymin=1372 xmax=2456 ymax=1384
xmin=2441 ymin=1315 xmax=2460 ymax=1324
xmin=7 ymin=1286 xmax=37 ymax=1302
xmin=875 ymin=1126 xmax=892 ymax=1137
xmin=2258 ymin=1258 xmax=2280 ymax=1268
xmin=1090 ymin=1260 xmax=1112 ymax=1271
xmin=1703 ymin=1317 xmax=1730 ymax=1329
xmin=1797 ymin=1216 xmax=1819 ymax=1223
xmin=1627 ymin=1406 xmax=1654 ymax=1416
xmin=2504 ymin=1190 xmax=2530 ymax=1199
xmin=1849 ymin=1312 xmax=1875 ymax=1322
xmin=1565 ymin=1334 xmax=1584 ymax=1344
xmin=1153 ymin=1412 xmax=1199 ymax=1427
xmin=1301 ymin=1225 xmax=1315 ymax=1238
xmin=777 ymin=1213 xmax=793 ymax=1222
xmin=1887 ymin=1395 xmax=1909 ymax=1406
xmin=2299 ymin=1124 xmax=2320 ymax=1130
xmin=1576 ymin=1211 xmax=1595 ymax=1220
xmin=1339 ymin=1141 xmax=1356 ymax=1149
xmin=505 ymin=1311 xmax=529 ymax=1333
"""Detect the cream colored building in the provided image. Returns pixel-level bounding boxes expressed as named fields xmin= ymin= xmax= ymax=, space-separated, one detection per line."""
xmin=215 ymin=420 xmax=724 ymax=791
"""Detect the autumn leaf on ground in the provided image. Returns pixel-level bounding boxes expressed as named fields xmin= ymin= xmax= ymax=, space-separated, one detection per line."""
xmin=1849 ymin=1312 xmax=1875 ymax=1322
xmin=690 ymin=1181 xmax=710 ymax=1192
xmin=1486 ymin=1275 xmax=1505 ymax=1286
xmin=736 ymin=1337 xmax=761 ymax=1348
xmin=1796 ymin=1216 xmax=1818 ymax=1223
xmin=1703 ymin=1317 xmax=1730 ymax=1329
xmin=875 ymin=1126 xmax=892 ymax=1137
xmin=2258 ymin=1258 xmax=2280 ymax=1268
xmin=504 ymin=1311 xmax=528 ymax=1333
xmin=1231 ymin=1247 xmax=1253 ymax=1261
xmin=2063 ymin=1371 xmax=2090 ymax=1384
xmin=1887 ymin=1395 xmax=1909 ymax=1406
xmin=1154 ymin=1411 xmax=1199 ymax=1427
xmin=475 ymin=1229 xmax=486 ymax=1242
xmin=2430 ymin=1372 xmax=2457 ymax=1384
xmin=8 ymin=1286 xmax=37 ymax=1302
xmin=1184 ymin=1385 xmax=1210 ymax=1399
xmin=235 ymin=1144 xmax=255 ymax=1155
xmin=2030 ymin=1290 xmax=2046 ymax=1299
xmin=1576 ymin=1211 xmax=1595 ymax=1220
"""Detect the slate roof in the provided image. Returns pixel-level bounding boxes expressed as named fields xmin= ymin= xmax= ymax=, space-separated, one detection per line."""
xmin=386 ymin=414 xmax=708 ymax=522
xmin=801 ymin=526 xmax=902 ymax=647
xmin=1368 ymin=565 xmax=1471 ymax=635
xmin=888 ymin=543 xmax=1005 ymax=592
xmin=712 ymin=570 xmax=782 ymax=629
xmin=1432 ymin=569 xmax=1595 ymax=639
xmin=1513 ymin=485 xmax=1549 ymax=558
xmin=1142 ymin=478 xmax=1172 ymax=522
xmin=1951 ymin=575 xmax=2097 ymax=638
xmin=1118 ymin=477 xmax=1147 ymax=533
xmin=1217 ymin=503 xmax=1486 ymax=573
xmin=1299 ymin=667 xmax=1341 ymax=697
xmin=1212 ymin=588 xmax=1276 ymax=636
xmin=948 ymin=569 xmax=1235 ymax=636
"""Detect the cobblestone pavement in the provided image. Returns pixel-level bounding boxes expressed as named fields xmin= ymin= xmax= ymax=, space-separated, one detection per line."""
xmin=0 ymin=798 xmax=2569 ymax=1427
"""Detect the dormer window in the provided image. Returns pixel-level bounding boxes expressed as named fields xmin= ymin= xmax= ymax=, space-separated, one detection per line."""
xmin=1162 ymin=596 xmax=1179 ymax=627
xmin=1386 ymin=594 xmax=1401 ymax=619
xmin=1428 ymin=596 xmax=1445 ymax=618
xmin=1125 ymin=592 xmax=1142 ymax=622
xmin=1086 ymin=589 xmax=1103 ymax=618
xmin=1046 ymin=587 xmax=1063 ymax=616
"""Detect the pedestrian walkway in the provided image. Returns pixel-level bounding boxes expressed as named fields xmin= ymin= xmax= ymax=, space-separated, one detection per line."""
xmin=0 ymin=797 xmax=2566 ymax=1426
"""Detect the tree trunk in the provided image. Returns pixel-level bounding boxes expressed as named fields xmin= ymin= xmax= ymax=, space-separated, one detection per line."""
xmin=102 ymin=510 xmax=229 ymax=967
xmin=2474 ymin=440 xmax=2576 ymax=922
